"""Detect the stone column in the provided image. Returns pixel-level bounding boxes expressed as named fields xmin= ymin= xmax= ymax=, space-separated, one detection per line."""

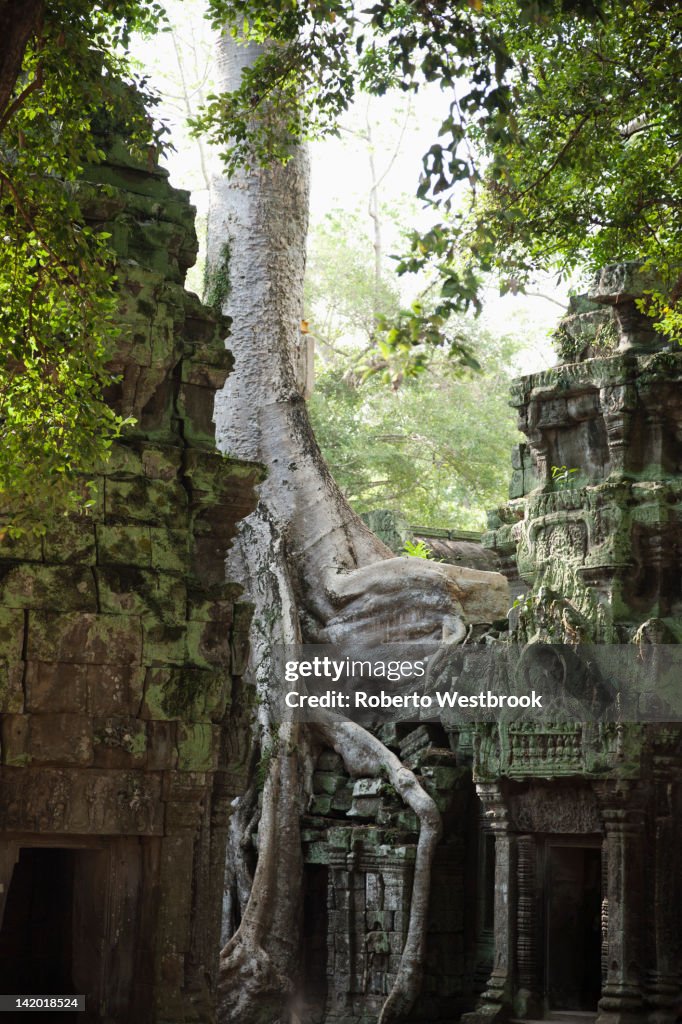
xmin=597 ymin=807 xmax=646 ymax=1024
xmin=473 ymin=810 xmax=495 ymax=993
xmin=515 ymin=834 xmax=541 ymax=1018
xmin=154 ymin=772 xmax=209 ymax=1021
xmin=464 ymin=783 xmax=516 ymax=1024
xmin=601 ymin=838 xmax=609 ymax=988
xmin=599 ymin=384 xmax=636 ymax=477
xmin=645 ymin=769 xmax=681 ymax=1024
xmin=326 ymin=837 xmax=355 ymax=1020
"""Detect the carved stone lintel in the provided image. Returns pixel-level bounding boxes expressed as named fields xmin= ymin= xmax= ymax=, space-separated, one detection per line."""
xmin=509 ymin=783 xmax=602 ymax=834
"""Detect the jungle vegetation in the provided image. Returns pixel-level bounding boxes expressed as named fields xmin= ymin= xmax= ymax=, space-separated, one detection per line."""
xmin=0 ymin=0 xmax=679 ymax=529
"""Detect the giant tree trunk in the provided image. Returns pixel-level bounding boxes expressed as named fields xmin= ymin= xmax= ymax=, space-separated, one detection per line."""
xmin=0 ymin=0 xmax=43 ymax=123
xmin=208 ymin=34 xmax=508 ymax=1024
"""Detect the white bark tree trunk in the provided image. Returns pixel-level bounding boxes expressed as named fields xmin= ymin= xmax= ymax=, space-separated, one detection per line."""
xmin=208 ymin=33 xmax=509 ymax=1024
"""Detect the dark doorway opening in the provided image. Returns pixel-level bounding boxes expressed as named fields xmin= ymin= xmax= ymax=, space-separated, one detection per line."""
xmin=0 ymin=848 xmax=75 ymax=993
xmin=546 ymin=845 xmax=602 ymax=1012
xmin=0 ymin=848 xmax=78 ymax=1022
xmin=298 ymin=865 xmax=328 ymax=1023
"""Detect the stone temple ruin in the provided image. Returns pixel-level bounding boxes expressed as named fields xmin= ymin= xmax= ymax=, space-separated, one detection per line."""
xmin=0 ymin=137 xmax=679 ymax=1024
xmin=297 ymin=264 xmax=682 ymax=1024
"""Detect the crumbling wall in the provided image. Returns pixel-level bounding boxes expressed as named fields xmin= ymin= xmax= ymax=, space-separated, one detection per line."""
xmin=301 ymin=728 xmax=477 ymax=1024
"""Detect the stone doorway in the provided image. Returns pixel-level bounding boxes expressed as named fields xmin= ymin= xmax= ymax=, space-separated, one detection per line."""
xmin=0 ymin=848 xmax=78 ymax=1020
xmin=297 ymin=865 xmax=329 ymax=1023
xmin=0 ymin=844 xmax=111 ymax=1022
xmin=544 ymin=843 xmax=602 ymax=1013
xmin=0 ymin=849 xmax=76 ymax=990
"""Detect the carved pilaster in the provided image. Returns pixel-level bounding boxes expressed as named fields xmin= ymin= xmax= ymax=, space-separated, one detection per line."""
xmin=637 ymin=378 xmax=668 ymax=476
xmin=326 ymin=841 xmax=355 ymax=1017
xmin=645 ymin=770 xmax=682 ymax=1024
xmin=515 ymin=834 xmax=540 ymax=1017
xmin=463 ymin=784 xmax=516 ymax=1024
xmin=599 ymin=384 xmax=636 ymax=476
xmin=602 ymin=837 xmax=609 ymax=988
xmin=474 ymin=808 xmax=495 ymax=993
xmin=597 ymin=807 xmax=646 ymax=1024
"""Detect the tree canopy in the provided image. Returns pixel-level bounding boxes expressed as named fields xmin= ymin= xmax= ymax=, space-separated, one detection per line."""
xmin=0 ymin=0 xmax=163 ymax=531
xmin=1 ymin=0 xmax=680 ymax=529
xmin=196 ymin=0 xmax=682 ymax=350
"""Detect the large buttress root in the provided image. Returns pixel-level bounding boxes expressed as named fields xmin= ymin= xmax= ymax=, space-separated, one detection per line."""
xmin=221 ymin=748 xmax=259 ymax=942
xmin=217 ymin=514 xmax=492 ymax=1024
xmin=218 ymin=507 xmax=307 ymax=1023
xmin=208 ymin=31 xmax=510 ymax=1022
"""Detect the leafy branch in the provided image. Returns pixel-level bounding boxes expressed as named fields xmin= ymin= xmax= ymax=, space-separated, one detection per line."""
xmin=0 ymin=0 xmax=166 ymax=532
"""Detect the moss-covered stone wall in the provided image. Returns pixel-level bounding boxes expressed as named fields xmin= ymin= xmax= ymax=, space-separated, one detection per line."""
xmin=0 ymin=137 xmax=262 ymax=1022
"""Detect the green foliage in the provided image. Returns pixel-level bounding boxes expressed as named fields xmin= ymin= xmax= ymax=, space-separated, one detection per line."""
xmin=551 ymin=465 xmax=579 ymax=488
xmin=402 ymin=539 xmax=432 ymax=559
xmin=197 ymin=0 xmax=601 ymax=172
xmin=552 ymin=308 xmax=618 ymax=362
xmin=0 ymin=1 xmax=165 ymax=532
xmin=397 ymin=0 xmax=682 ymax=344
xmin=309 ymin=343 xmax=522 ymax=530
xmin=304 ymin=209 xmax=401 ymax=344
xmin=194 ymin=0 xmax=682 ymax=353
xmin=371 ymin=300 xmax=481 ymax=381
xmin=465 ymin=0 xmax=682 ymax=330
xmin=204 ymin=240 xmax=232 ymax=312
xmin=305 ymin=205 xmax=525 ymax=528
xmin=508 ymin=591 xmax=536 ymax=621
xmin=305 ymin=208 xmax=481 ymax=381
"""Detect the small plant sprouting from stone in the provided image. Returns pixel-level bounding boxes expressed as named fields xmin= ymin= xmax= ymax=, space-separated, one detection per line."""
xmin=402 ymin=539 xmax=432 ymax=559
xmin=551 ymin=464 xmax=579 ymax=488
xmin=508 ymin=592 xmax=534 ymax=617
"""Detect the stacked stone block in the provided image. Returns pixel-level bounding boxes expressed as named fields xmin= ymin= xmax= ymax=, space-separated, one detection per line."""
xmin=301 ymin=736 xmax=475 ymax=1024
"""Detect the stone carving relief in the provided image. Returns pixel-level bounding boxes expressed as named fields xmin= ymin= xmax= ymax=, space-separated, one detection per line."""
xmin=509 ymin=785 xmax=603 ymax=834
xmin=529 ymin=516 xmax=589 ymax=566
xmin=0 ymin=768 xmax=163 ymax=834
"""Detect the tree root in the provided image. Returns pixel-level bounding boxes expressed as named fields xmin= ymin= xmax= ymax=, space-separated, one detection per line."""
xmin=218 ymin=938 xmax=293 ymax=1024
xmin=221 ymin=746 xmax=260 ymax=943
xmin=315 ymin=718 xmax=443 ymax=1024
xmin=219 ymin=723 xmax=303 ymax=1023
